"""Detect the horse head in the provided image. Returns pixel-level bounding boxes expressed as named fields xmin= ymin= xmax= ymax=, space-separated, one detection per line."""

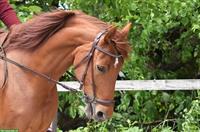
xmin=73 ymin=23 xmax=131 ymax=121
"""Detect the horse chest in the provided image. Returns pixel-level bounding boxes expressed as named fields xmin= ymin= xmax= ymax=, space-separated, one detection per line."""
xmin=0 ymin=85 xmax=58 ymax=131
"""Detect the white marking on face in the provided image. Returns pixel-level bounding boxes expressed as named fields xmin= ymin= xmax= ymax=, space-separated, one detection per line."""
xmin=114 ymin=58 xmax=119 ymax=68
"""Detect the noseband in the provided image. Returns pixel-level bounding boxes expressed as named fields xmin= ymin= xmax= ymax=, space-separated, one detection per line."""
xmin=0 ymin=29 xmax=122 ymax=111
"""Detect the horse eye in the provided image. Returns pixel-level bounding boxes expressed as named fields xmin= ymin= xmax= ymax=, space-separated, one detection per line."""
xmin=96 ymin=65 xmax=107 ymax=73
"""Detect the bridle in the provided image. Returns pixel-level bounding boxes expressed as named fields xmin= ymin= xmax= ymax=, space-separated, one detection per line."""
xmin=0 ymin=29 xmax=123 ymax=115
xmin=75 ymin=30 xmax=123 ymax=111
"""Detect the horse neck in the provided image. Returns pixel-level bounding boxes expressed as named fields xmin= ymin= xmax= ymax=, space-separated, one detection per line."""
xmin=7 ymin=25 xmax=99 ymax=82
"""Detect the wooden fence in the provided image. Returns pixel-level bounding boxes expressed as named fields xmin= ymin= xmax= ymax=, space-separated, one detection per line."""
xmin=49 ymin=79 xmax=200 ymax=132
xmin=57 ymin=79 xmax=200 ymax=91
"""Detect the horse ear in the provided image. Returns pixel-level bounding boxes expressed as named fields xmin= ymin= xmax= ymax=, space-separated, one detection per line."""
xmin=104 ymin=26 xmax=117 ymax=43
xmin=120 ymin=23 xmax=132 ymax=39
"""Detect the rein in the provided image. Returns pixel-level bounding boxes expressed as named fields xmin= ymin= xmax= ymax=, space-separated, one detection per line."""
xmin=0 ymin=30 xmax=122 ymax=115
xmin=0 ymin=32 xmax=77 ymax=91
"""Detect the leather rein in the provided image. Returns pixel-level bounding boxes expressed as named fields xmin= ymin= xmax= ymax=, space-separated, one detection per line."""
xmin=0 ymin=30 xmax=122 ymax=108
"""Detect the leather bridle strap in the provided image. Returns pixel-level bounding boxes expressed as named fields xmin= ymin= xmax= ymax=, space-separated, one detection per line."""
xmin=79 ymin=30 xmax=123 ymax=107
xmin=94 ymin=45 xmax=122 ymax=58
xmin=0 ymin=54 xmax=77 ymax=91
xmin=84 ymin=94 xmax=115 ymax=106
xmin=78 ymin=30 xmax=108 ymax=90
xmin=0 ymin=32 xmax=9 ymax=88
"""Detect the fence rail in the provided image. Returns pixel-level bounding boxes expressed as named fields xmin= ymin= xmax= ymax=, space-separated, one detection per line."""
xmin=57 ymin=79 xmax=200 ymax=91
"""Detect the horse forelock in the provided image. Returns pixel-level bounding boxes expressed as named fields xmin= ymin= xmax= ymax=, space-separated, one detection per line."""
xmin=113 ymin=31 xmax=131 ymax=59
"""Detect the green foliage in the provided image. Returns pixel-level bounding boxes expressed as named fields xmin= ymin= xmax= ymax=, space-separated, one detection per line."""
xmin=65 ymin=0 xmax=200 ymax=80
xmin=10 ymin=1 xmax=42 ymax=22
xmin=182 ymin=91 xmax=200 ymax=131
xmin=68 ymin=113 xmax=144 ymax=132
xmin=5 ymin=0 xmax=200 ymax=131
xmin=58 ymin=92 xmax=85 ymax=118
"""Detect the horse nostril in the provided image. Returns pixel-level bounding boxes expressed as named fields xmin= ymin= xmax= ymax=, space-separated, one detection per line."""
xmin=96 ymin=111 xmax=104 ymax=118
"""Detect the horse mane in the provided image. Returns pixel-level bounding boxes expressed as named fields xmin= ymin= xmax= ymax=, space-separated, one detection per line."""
xmin=6 ymin=10 xmax=75 ymax=51
xmin=6 ymin=10 xmax=130 ymax=58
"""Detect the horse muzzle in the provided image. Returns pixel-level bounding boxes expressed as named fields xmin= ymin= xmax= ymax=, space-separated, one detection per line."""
xmin=85 ymin=102 xmax=113 ymax=121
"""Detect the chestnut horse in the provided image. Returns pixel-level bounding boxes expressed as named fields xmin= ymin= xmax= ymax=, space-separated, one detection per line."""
xmin=0 ymin=10 xmax=131 ymax=131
